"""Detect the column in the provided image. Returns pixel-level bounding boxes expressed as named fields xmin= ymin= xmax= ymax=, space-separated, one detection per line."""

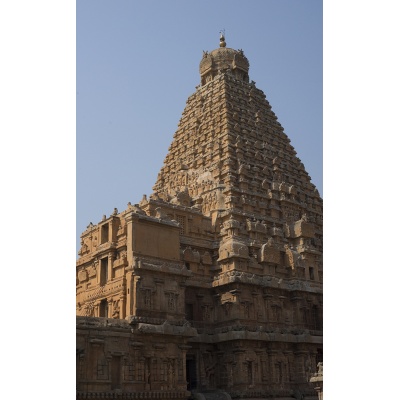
xmin=108 ymin=254 xmax=114 ymax=282
xmin=125 ymin=268 xmax=134 ymax=317
xmin=93 ymin=301 xmax=100 ymax=317
xmin=119 ymin=295 xmax=125 ymax=319
xmin=107 ymin=299 xmax=113 ymax=318
xmin=132 ymin=275 xmax=141 ymax=315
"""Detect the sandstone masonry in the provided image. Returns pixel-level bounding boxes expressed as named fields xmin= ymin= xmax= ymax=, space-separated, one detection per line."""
xmin=76 ymin=34 xmax=322 ymax=400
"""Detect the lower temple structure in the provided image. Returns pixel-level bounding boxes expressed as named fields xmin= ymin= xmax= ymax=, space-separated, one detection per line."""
xmin=76 ymin=35 xmax=322 ymax=399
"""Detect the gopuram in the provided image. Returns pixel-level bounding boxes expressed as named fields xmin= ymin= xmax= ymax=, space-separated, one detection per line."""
xmin=76 ymin=34 xmax=323 ymax=400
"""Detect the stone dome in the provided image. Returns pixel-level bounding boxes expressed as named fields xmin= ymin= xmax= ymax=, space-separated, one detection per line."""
xmin=199 ymin=34 xmax=250 ymax=86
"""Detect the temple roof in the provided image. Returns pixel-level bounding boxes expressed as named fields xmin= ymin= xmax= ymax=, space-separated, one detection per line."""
xmin=199 ymin=34 xmax=249 ymax=84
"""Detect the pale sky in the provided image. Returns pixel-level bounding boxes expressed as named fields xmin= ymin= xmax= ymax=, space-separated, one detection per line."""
xmin=77 ymin=0 xmax=322 ymax=254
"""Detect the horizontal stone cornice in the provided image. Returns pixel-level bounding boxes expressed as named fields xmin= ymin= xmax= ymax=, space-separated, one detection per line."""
xmin=76 ymin=390 xmax=191 ymax=399
xmin=212 ymin=271 xmax=322 ymax=294
xmin=190 ymin=329 xmax=322 ymax=344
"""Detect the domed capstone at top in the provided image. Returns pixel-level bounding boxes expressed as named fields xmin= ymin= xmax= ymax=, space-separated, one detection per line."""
xmin=199 ymin=34 xmax=250 ymax=85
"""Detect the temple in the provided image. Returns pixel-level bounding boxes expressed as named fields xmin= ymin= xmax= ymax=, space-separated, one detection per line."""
xmin=76 ymin=34 xmax=323 ymax=400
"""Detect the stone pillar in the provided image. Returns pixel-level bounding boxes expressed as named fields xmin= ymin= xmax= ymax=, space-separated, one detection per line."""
xmin=119 ymin=295 xmax=125 ymax=319
xmin=268 ymin=349 xmax=275 ymax=384
xmin=95 ymin=259 xmax=100 ymax=286
xmin=107 ymin=299 xmax=113 ymax=318
xmin=108 ymin=254 xmax=114 ymax=282
xmin=263 ymin=292 xmax=273 ymax=321
xmin=132 ymin=275 xmax=141 ymax=315
xmin=179 ymin=345 xmax=192 ymax=390
xmin=255 ymin=349 xmax=263 ymax=386
xmin=233 ymin=348 xmax=245 ymax=385
xmin=124 ymin=211 xmax=139 ymax=318
xmin=93 ymin=301 xmax=100 ymax=317
xmin=125 ymin=269 xmax=134 ymax=317
xmin=124 ymin=211 xmax=139 ymax=266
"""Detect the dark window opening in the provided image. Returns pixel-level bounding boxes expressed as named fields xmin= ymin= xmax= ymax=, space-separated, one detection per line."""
xmin=302 ymin=308 xmax=308 ymax=326
xmin=101 ymin=223 xmax=109 ymax=244
xmin=186 ymin=357 xmax=197 ymax=390
xmin=185 ymin=303 xmax=194 ymax=321
xmin=312 ymin=305 xmax=322 ymax=330
xmin=316 ymin=348 xmax=323 ymax=365
xmin=100 ymin=299 xmax=108 ymax=318
xmin=309 ymin=267 xmax=315 ymax=280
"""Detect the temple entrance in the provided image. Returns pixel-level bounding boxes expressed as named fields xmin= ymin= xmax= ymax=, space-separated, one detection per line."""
xmin=186 ymin=356 xmax=197 ymax=390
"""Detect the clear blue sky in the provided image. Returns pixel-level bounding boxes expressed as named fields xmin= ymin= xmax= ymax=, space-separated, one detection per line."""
xmin=77 ymin=0 xmax=322 ymax=254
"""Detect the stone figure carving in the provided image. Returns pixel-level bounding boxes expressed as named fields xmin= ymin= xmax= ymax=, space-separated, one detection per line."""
xmin=166 ymin=359 xmax=176 ymax=389
xmin=112 ymin=302 xmax=120 ymax=319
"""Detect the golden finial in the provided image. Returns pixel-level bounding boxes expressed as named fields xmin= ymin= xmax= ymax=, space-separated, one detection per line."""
xmin=219 ymin=30 xmax=226 ymax=47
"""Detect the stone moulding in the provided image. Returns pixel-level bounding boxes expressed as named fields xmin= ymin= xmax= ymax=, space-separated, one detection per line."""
xmin=191 ymin=329 xmax=322 ymax=345
xmin=134 ymin=260 xmax=191 ymax=277
xmin=77 ymin=316 xmax=198 ymax=338
xmin=212 ymin=271 xmax=322 ymax=294
xmin=76 ymin=391 xmax=191 ymax=399
xmin=135 ymin=321 xmax=197 ymax=337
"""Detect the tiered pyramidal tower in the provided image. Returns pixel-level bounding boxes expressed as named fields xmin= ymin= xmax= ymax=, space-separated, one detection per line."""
xmin=76 ymin=35 xmax=322 ymax=400
xmin=152 ymin=34 xmax=322 ymax=252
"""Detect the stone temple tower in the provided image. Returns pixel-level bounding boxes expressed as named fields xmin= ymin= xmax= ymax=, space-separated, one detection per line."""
xmin=76 ymin=35 xmax=322 ymax=400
